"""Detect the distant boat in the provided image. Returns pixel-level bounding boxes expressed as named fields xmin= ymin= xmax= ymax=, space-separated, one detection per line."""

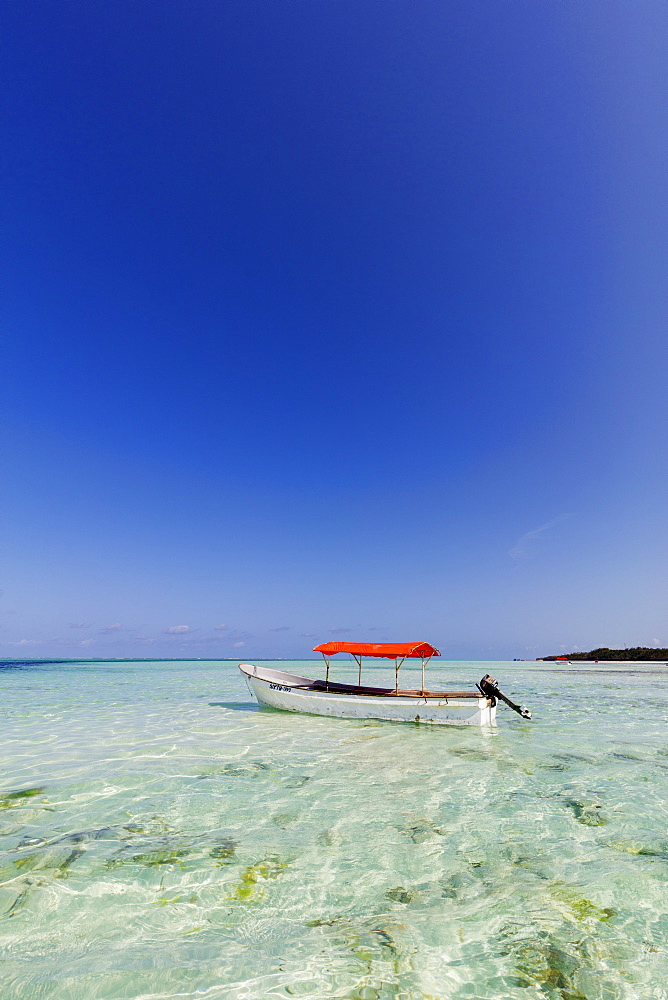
xmin=239 ymin=642 xmax=531 ymax=726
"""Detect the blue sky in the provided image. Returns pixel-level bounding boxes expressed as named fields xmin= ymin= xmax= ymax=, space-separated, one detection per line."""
xmin=2 ymin=1 xmax=667 ymax=659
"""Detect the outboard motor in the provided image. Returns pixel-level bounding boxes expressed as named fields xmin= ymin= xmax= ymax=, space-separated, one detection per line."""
xmin=478 ymin=674 xmax=532 ymax=720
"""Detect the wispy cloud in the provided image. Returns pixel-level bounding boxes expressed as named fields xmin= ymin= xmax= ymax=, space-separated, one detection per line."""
xmin=155 ymin=629 xmax=252 ymax=647
xmin=69 ymin=622 xmax=90 ymax=629
xmin=99 ymin=623 xmax=123 ymax=633
xmin=329 ymin=626 xmax=352 ymax=634
xmin=299 ymin=632 xmax=315 ymax=637
xmin=509 ymin=514 xmax=571 ymax=560
xmin=269 ymin=626 xmax=290 ymax=632
xmin=9 ymin=638 xmax=42 ymax=646
xmin=233 ymin=640 xmax=245 ymax=648
xmin=214 ymin=624 xmax=229 ymax=631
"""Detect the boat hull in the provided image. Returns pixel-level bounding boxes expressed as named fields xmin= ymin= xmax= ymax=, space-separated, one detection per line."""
xmin=239 ymin=663 xmax=496 ymax=726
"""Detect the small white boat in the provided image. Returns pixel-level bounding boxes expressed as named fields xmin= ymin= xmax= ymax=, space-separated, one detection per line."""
xmin=239 ymin=642 xmax=531 ymax=727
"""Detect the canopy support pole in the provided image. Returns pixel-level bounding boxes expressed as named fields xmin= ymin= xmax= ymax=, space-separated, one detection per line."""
xmin=353 ymin=653 xmax=363 ymax=687
xmin=322 ymin=654 xmax=331 ymax=691
xmin=395 ymin=655 xmax=406 ymax=694
xmin=420 ymin=655 xmax=432 ymax=695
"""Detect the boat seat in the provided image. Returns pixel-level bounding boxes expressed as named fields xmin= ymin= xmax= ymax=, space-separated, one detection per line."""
xmin=309 ymin=679 xmax=481 ymax=698
xmin=310 ymin=679 xmax=393 ymax=695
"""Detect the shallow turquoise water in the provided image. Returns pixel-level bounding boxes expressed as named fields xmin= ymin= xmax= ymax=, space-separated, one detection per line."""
xmin=1 ymin=658 xmax=668 ymax=1000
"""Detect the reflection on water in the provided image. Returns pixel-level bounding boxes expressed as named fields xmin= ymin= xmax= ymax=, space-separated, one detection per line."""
xmin=1 ymin=658 xmax=668 ymax=999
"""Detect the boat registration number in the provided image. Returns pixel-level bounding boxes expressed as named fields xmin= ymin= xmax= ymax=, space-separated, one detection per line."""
xmin=269 ymin=683 xmax=292 ymax=692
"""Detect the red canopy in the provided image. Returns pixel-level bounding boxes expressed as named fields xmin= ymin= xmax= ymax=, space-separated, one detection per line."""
xmin=313 ymin=641 xmax=440 ymax=658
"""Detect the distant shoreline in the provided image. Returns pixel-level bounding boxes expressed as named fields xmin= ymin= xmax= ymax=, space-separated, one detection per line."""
xmin=536 ymin=659 xmax=668 ymax=665
xmin=1 ymin=656 xmax=666 ymax=666
xmin=539 ymin=647 xmax=668 ymax=663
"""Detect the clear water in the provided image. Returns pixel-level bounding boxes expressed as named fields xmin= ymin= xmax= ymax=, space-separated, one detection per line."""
xmin=1 ymin=658 xmax=668 ymax=1000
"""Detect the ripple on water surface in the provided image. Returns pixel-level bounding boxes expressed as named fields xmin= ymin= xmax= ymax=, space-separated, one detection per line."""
xmin=1 ymin=658 xmax=668 ymax=999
